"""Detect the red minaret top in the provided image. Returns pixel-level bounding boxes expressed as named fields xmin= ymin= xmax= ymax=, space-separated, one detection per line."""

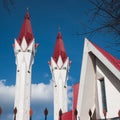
xmin=53 ymin=32 xmax=67 ymax=63
xmin=17 ymin=11 xmax=34 ymax=46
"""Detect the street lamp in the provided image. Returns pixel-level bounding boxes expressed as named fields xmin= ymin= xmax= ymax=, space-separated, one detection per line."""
xmin=118 ymin=110 xmax=120 ymax=118
xmin=0 ymin=107 xmax=2 ymax=120
xmin=89 ymin=109 xmax=92 ymax=120
xmin=59 ymin=109 xmax=62 ymax=120
xmin=29 ymin=108 xmax=33 ymax=120
xmin=103 ymin=109 xmax=107 ymax=120
xmin=74 ymin=108 xmax=78 ymax=120
xmin=44 ymin=108 xmax=48 ymax=120
xmin=14 ymin=107 xmax=17 ymax=120
xmin=0 ymin=107 xmax=2 ymax=116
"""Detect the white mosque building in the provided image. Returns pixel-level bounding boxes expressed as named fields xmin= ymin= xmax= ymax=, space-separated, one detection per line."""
xmin=61 ymin=38 xmax=120 ymax=120
xmin=13 ymin=11 xmax=120 ymax=120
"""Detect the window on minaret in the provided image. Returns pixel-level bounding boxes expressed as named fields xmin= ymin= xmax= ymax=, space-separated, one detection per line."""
xmin=100 ymin=78 xmax=107 ymax=112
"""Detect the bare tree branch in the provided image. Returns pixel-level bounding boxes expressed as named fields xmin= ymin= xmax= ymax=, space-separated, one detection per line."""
xmin=2 ymin=0 xmax=16 ymax=14
xmin=80 ymin=0 xmax=120 ymax=40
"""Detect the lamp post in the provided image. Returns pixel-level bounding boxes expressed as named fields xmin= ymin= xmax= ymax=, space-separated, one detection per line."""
xmin=118 ymin=110 xmax=120 ymax=118
xmin=74 ymin=108 xmax=78 ymax=120
xmin=0 ymin=106 xmax=2 ymax=117
xmin=103 ymin=109 xmax=107 ymax=120
xmin=89 ymin=109 xmax=92 ymax=120
xmin=14 ymin=107 xmax=17 ymax=120
xmin=59 ymin=109 xmax=62 ymax=120
xmin=29 ymin=108 xmax=33 ymax=120
xmin=44 ymin=108 xmax=48 ymax=120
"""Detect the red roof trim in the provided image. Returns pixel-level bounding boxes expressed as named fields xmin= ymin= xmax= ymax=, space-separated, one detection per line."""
xmin=53 ymin=32 xmax=67 ymax=63
xmin=92 ymin=42 xmax=120 ymax=71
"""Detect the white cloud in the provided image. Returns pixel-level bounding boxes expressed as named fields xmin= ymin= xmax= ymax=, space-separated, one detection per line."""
xmin=31 ymin=81 xmax=53 ymax=119
xmin=0 ymin=80 xmax=73 ymax=120
xmin=0 ymin=80 xmax=15 ymax=120
xmin=0 ymin=80 xmax=53 ymax=120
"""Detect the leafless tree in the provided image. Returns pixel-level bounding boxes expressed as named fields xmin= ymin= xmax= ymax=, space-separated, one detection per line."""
xmin=77 ymin=0 xmax=120 ymax=51
xmin=2 ymin=0 xmax=15 ymax=14
xmin=80 ymin=0 xmax=120 ymax=38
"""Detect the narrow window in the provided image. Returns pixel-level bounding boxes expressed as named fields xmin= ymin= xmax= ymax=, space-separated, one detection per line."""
xmin=100 ymin=78 xmax=107 ymax=112
xmin=54 ymin=67 xmax=57 ymax=69
xmin=63 ymin=67 xmax=66 ymax=70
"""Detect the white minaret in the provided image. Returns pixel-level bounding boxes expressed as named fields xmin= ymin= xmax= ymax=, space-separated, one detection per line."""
xmin=49 ymin=32 xmax=71 ymax=120
xmin=13 ymin=11 xmax=38 ymax=120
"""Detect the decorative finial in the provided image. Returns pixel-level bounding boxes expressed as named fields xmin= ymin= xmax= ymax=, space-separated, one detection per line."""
xmin=26 ymin=7 xmax=29 ymax=11
xmin=25 ymin=8 xmax=30 ymax=19
xmin=58 ymin=26 xmax=61 ymax=32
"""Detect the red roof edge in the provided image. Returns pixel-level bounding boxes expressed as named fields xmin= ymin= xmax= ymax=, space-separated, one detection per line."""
xmin=52 ymin=32 xmax=67 ymax=63
xmin=91 ymin=42 xmax=120 ymax=71
xmin=61 ymin=110 xmax=72 ymax=120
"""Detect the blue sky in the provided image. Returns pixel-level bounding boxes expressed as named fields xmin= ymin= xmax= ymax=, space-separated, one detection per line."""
xmin=0 ymin=0 xmax=119 ymax=120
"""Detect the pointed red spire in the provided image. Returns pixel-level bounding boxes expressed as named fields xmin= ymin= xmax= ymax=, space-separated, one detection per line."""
xmin=17 ymin=11 xmax=34 ymax=46
xmin=53 ymin=32 xmax=67 ymax=63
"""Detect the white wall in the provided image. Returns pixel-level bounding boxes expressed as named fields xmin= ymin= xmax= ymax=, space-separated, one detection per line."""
xmin=96 ymin=59 xmax=120 ymax=119
xmin=77 ymin=39 xmax=97 ymax=120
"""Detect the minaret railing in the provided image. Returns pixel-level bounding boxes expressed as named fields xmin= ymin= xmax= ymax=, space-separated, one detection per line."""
xmin=13 ymin=107 xmax=17 ymax=120
xmin=0 ymin=107 xmax=120 ymax=120
xmin=44 ymin=108 xmax=48 ymax=120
